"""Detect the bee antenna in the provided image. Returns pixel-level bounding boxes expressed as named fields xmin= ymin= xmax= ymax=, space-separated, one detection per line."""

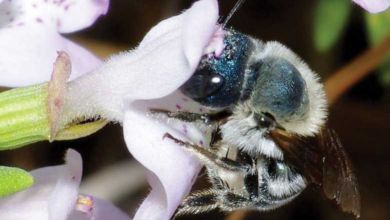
xmin=222 ymin=0 xmax=247 ymax=28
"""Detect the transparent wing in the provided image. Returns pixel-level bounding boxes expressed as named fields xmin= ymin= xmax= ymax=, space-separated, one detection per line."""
xmin=270 ymin=128 xmax=361 ymax=218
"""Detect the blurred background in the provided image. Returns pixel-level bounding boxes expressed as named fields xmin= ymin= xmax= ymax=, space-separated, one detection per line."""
xmin=1 ymin=0 xmax=389 ymax=219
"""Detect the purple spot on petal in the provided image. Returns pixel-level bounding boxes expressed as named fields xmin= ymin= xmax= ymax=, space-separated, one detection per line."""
xmin=199 ymin=108 xmax=204 ymax=112
xmin=182 ymin=97 xmax=189 ymax=102
xmin=36 ymin=17 xmax=43 ymax=23
xmin=56 ymin=19 xmax=61 ymax=28
xmin=17 ymin=22 xmax=24 ymax=26
xmin=72 ymin=176 xmax=76 ymax=180
xmin=64 ymin=4 xmax=70 ymax=10
xmin=182 ymin=124 xmax=188 ymax=134
xmin=176 ymin=104 xmax=182 ymax=110
xmin=199 ymin=140 xmax=204 ymax=145
xmin=32 ymin=3 xmax=37 ymax=7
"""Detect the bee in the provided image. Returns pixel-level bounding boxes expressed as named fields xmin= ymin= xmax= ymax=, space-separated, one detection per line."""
xmin=151 ymin=0 xmax=360 ymax=218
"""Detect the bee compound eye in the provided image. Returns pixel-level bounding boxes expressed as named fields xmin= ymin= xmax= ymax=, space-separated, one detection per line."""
xmin=181 ymin=68 xmax=224 ymax=99
xmin=180 ymin=30 xmax=253 ymax=108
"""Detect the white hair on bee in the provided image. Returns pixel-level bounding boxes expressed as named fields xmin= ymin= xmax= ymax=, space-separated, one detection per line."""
xmin=249 ymin=39 xmax=328 ymax=136
xmin=221 ymin=102 xmax=284 ymax=159
xmin=255 ymin=158 xmax=307 ymax=209
xmin=267 ymin=176 xmax=306 ymax=198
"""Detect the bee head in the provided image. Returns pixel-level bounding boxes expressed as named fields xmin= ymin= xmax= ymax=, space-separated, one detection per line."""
xmin=180 ymin=30 xmax=327 ymax=136
xmin=180 ymin=30 xmax=253 ymax=108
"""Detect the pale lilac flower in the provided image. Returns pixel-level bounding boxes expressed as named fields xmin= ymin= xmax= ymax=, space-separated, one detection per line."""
xmin=62 ymin=1 xmax=221 ymax=219
xmin=0 ymin=0 xmax=222 ymax=219
xmin=353 ymin=0 xmax=390 ymax=13
xmin=0 ymin=0 xmax=109 ymax=87
xmin=0 ymin=149 xmax=130 ymax=220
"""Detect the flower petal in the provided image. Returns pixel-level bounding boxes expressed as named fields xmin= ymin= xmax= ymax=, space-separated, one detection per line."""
xmin=114 ymin=0 xmax=218 ymax=99
xmin=54 ymin=0 xmax=110 ymax=33
xmin=138 ymin=12 xmax=183 ymax=49
xmin=90 ymin=197 xmax=131 ymax=220
xmin=120 ymin=2 xmax=219 ymax=217
xmin=124 ymin=92 xmax=213 ymax=220
xmin=0 ymin=0 xmax=108 ymax=33
xmin=353 ymin=0 xmax=390 ymax=13
xmin=183 ymin=0 xmax=219 ymax=69
xmin=64 ymin=0 xmax=219 ymax=122
xmin=0 ymin=149 xmax=82 ymax=220
xmin=49 ymin=149 xmax=83 ymax=220
xmin=0 ymin=24 xmax=101 ymax=87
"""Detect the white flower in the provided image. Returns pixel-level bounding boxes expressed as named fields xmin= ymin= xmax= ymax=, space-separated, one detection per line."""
xmin=0 ymin=149 xmax=131 ymax=220
xmin=353 ymin=0 xmax=390 ymax=13
xmin=63 ymin=1 xmax=222 ymax=219
xmin=0 ymin=0 xmax=223 ymax=219
xmin=0 ymin=0 xmax=109 ymax=87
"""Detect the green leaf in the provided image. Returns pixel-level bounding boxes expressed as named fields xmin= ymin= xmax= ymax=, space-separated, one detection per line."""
xmin=0 ymin=166 xmax=34 ymax=197
xmin=313 ymin=0 xmax=351 ymax=52
xmin=365 ymin=11 xmax=390 ymax=44
xmin=378 ymin=62 xmax=390 ymax=86
xmin=365 ymin=11 xmax=390 ymax=86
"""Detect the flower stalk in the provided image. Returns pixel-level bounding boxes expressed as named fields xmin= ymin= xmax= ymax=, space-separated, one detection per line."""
xmin=0 ymin=52 xmax=108 ymax=150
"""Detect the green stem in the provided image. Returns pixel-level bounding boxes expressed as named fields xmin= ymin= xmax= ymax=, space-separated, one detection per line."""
xmin=0 ymin=84 xmax=50 ymax=150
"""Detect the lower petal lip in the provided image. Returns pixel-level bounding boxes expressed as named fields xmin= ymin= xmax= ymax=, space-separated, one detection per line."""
xmin=353 ymin=0 xmax=390 ymax=13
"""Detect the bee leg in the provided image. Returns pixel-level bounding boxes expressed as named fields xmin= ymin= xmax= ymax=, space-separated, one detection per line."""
xmin=244 ymin=172 xmax=259 ymax=200
xmin=219 ymin=192 xmax=253 ymax=211
xmin=150 ymin=108 xmax=214 ymax=124
xmin=149 ymin=108 xmax=229 ymax=125
xmin=163 ymin=133 xmax=250 ymax=173
xmin=174 ymin=190 xmax=220 ymax=218
xmin=219 ymin=191 xmax=277 ymax=212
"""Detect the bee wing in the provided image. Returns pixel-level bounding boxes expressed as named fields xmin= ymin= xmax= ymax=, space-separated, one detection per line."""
xmin=320 ymin=129 xmax=361 ymax=218
xmin=270 ymin=128 xmax=361 ymax=218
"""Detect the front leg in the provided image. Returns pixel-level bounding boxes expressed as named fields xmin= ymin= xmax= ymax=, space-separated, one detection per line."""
xmin=163 ymin=133 xmax=250 ymax=173
xmin=174 ymin=189 xmax=220 ymax=218
xmin=149 ymin=108 xmax=229 ymax=126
